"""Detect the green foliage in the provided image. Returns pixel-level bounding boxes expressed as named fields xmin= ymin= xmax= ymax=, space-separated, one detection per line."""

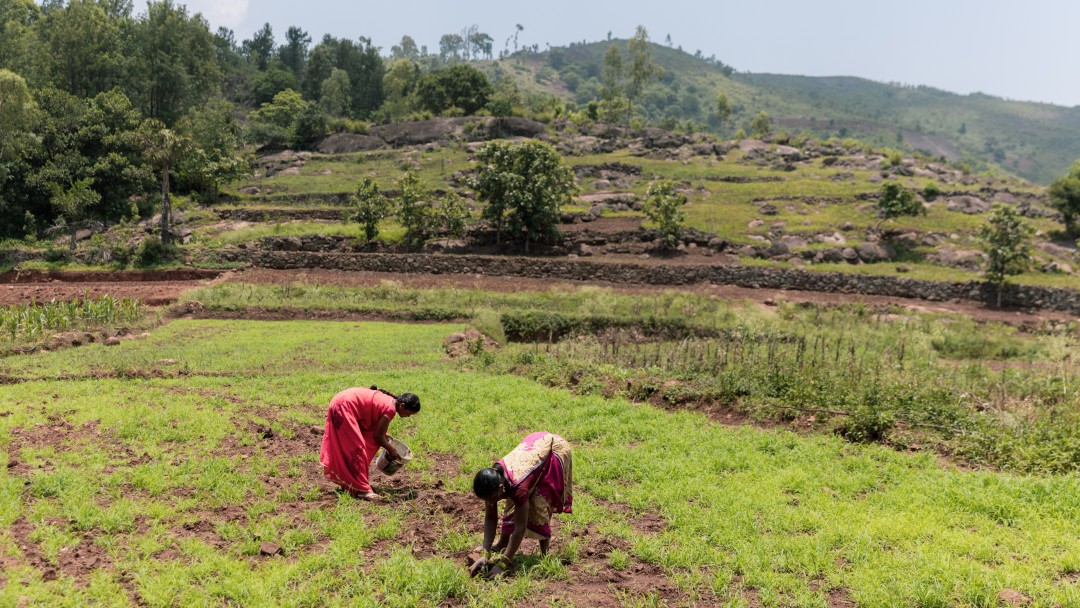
xmin=642 ymin=181 xmax=686 ymax=248
xmin=922 ymin=181 xmax=942 ymax=201
xmin=247 ymin=88 xmax=309 ymax=149
xmin=750 ymin=110 xmax=771 ymax=138
xmin=436 ymin=191 xmax=469 ymax=239
xmin=352 ymin=176 xmax=389 ymax=240
xmin=416 ymin=64 xmax=492 ymax=116
xmin=1047 ymin=160 xmax=1080 ymax=235
xmin=135 ymin=234 xmax=178 ymax=267
xmin=0 ymin=294 xmax=143 ymax=346
xmin=875 ymin=182 xmax=926 ymax=229
xmin=395 ymin=169 xmax=435 ymax=247
xmin=977 ymin=203 xmax=1034 ymax=305
xmin=472 ymin=140 xmax=576 ymax=252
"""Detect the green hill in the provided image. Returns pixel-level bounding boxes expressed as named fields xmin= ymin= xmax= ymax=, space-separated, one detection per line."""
xmin=508 ymin=40 xmax=1080 ymax=184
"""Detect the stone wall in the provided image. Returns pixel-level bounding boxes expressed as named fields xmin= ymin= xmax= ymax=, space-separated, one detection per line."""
xmin=206 ymin=250 xmax=1080 ymax=315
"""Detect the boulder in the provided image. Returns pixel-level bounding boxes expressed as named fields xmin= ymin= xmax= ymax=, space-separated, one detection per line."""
xmin=841 ymin=247 xmax=860 ymax=263
xmin=856 ymin=242 xmax=896 ymax=263
xmin=758 ymin=204 xmax=779 ymax=216
xmin=317 ymin=133 xmax=386 ymax=153
xmin=927 ymin=249 xmax=984 ymax=271
xmin=945 ymin=195 xmax=991 ymax=214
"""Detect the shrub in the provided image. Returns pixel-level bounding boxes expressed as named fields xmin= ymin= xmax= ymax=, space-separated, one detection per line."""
xmin=135 ymin=236 xmax=178 ymax=267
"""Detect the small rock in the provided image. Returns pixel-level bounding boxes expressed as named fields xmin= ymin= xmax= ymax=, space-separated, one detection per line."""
xmin=895 ymin=265 xmax=910 ymax=273
xmin=104 ymin=337 xmax=121 ymax=346
xmin=259 ymin=542 xmax=282 ymax=556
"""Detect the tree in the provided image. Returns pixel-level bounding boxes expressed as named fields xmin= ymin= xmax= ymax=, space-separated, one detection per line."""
xmin=0 ymin=0 xmax=40 ymax=77
xmin=243 ymin=22 xmax=275 ymax=71
xmin=380 ymin=59 xmax=419 ymax=120
xmin=977 ymin=203 xmax=1033 ymax=307
xmin=139 ymin=118 xmax=192 ymax=244
xmin=396 ymin=169 xmax=434 ymax=247
xmin=599 ymin=43 xmax=627 ymax=123
xmin=874 ymin=182 xmax=925 ymax=232
xmin=472 ymin=140 xmax=576 ymax=253
xmin=642 ymin=181 xmax=686 ymax=248
xmin=176 ymin=98 xmax=248 ymax=201
xmin=278 ymin=26 xmax=310 ymax=80
xmin=352 ymin=176 xmax=388 ymax=240
xmin=390 ymin=35 xmax=419 ymax=61
xmin=416 ymin=64 xmax=492 ymax=116
xmin=626 ymin=26 xmax=660 ymax=109
xmin=750 ymin=110 xmax=771 ymax=138
xmin=247 ymin=88 xmax=309 ymax=148
xmin=1048 ymin=161 xmax=1080 ymax=236
xmin=130 ymin=0 xmax=221 ymax=125
xmin=38 ymin=0 xmax=127 ymax=98
xmin=303 ymin=36 xmax=384 ymax=118
xmin=0 ymin=69 xmax=35 ymax=162
xmin=50 ymin=177 xmax=100 ymax=249
xmin=438 ymin=33 xmax=464 ymax=63
xmin=715 ymin=92 xmax=732 ymax=131
xmin=319 ymin=68 xmax=351 ymax=117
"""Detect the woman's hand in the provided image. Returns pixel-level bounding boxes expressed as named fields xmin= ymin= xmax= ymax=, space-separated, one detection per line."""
xmin=468 ymin=557 xmax=488 ymax=578
xmin=483 ymin=562 xmax=506 ymax=580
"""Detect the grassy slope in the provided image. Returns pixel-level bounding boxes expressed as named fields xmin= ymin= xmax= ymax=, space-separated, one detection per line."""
xmin=509 ymin=40 xmax=1080 ymax=184
xmin=2 ymin=320 xmax=1079 ymax=606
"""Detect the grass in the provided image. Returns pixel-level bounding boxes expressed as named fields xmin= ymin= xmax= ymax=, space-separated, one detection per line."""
xmin=0 ymin=295 xmax=145 ymax=348
xmin=2 ymin=318 xmax=1080 ymax=606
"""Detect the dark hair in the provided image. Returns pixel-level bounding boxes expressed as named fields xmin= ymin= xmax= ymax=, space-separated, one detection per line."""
xmin=370 ymin=386 xmax=420 ymax=413
xmin=396 ymin=392 xmax=420 ymax=413
xmin=473 ymin=465 xmax=503 ymax=498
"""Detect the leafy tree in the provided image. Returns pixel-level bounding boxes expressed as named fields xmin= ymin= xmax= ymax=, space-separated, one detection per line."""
xmin=472 ymin=140 xmax=576 ymax=252
xmin=977 ymin=203 xmax=1033 ymax=307
xmin=396 ymin=169 xmax=434 ymax=247
xmin=252 ymin=65 xmax=297 ymax=105
xmin=0 ymin=68 xmax=35 ymax=162
xmin=626 ymin=26 xmax=660 ymax=109
xmin=599 ymin=43 xmax=628 ymax=123
xmin=380 ymin=59 xmax=419 ymax=120
xmin=278 ymin=26 xmax=310 ymax=80
xmin=176 ymin=98 xmax=248 ymax=201
xmin=875 ymin=182 xmax=925 ymax=231
xmin=247 ymin=88 xmax=309 ymax=148
xmin=1047 ymin=161 xmax=1080 ymax=236
xmin=139 ymin=118 xmax=192 ymax=244
xmin=390 ymin=35 xmax=419 ymax=61
xmin=642 ymin=181 xmax=686 ymax=248
xmin=319 ymin=68 xmax=351 ymax=118
xmin=437 ymin=191 xmax=469 ymax=239
xmin=38 ymin=0 xmax=127 ymax=98
xmin=750 ymin=110 xmax=771 ymax=138
xmin=438 ymin=33 xmax=464 ymax=63
xmin=0 ymin=0 xmax=40 ymax=77
xmin=292 ymin=103 xmax=328 ymax=149
xmin=352 ymin=177 xmax=388 ymax=240
xmin=50 ymin=177 xmax=100 ymax=249
xmin=243 ymin=22 xmax=275 ymax=71
xmin=715 ymin=92 xmax=732 ymax=131
xmin=416 ymin=64 xmax=492 ymax=115
xmin=130 ymin=0 xmax=221 ymax=125
xmin=303 ymin=36 xmax=383 ymax=118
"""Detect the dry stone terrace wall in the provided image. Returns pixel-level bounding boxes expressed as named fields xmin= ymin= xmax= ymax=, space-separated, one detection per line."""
xmin=207 ymin=250 xmax=1080 ymax=315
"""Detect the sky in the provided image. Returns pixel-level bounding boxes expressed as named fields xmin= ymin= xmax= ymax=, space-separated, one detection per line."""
xmin=177 ymin=0 xmax=1080 ymax=108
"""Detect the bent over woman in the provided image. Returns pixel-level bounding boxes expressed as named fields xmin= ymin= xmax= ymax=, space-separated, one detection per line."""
xmin=320 ymin=386 xmax=419 ymax=500
xmin=470 ymin=431 xmax=573 ymax=578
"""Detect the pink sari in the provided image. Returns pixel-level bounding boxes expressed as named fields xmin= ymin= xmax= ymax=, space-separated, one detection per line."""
xmin=320 ymin=387 xmax=396 ymax=494
xmin=498 ymin=432 xmax=573 ymax=539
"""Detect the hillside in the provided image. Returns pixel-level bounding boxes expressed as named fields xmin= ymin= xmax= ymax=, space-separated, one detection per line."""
xmin=503 ymin=40 xmax=1080 ymax=184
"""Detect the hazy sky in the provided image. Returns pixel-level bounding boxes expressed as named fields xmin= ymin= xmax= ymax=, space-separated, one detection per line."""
xmin=178 ymin=0 xmax=1080 ymax=107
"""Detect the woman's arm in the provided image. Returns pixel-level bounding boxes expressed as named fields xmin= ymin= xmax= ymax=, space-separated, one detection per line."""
xmin=371 ymin=415 xmax=400 ymax=461
xmin=501 ymin=496 xmax=530 ymax=562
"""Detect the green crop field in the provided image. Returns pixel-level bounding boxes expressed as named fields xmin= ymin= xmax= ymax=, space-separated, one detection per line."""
xmin=2 ymin=312 xmax=1080 ymax=607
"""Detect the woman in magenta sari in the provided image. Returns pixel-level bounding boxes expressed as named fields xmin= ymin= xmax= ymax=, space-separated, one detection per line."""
xmin=320 ymin=386 xmax=420 ymax=500
xmin=469 ymin=431 xmax=573 ymax=578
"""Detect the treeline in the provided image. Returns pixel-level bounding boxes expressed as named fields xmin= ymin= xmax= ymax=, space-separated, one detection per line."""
xmin=0 ymin=0 xmax=552 ymax=241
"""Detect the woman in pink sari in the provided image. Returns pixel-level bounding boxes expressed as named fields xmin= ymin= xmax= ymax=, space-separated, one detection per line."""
xmin=320 ymin=386 xmax=420 ymax=500
xmin=469 ymin=431 xmax=573 ymax=578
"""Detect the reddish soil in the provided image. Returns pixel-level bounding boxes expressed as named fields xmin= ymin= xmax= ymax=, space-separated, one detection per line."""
xmin=0 ymin=269 xmax=224 ymax=306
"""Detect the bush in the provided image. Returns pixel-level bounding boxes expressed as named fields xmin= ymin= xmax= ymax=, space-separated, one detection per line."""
xmin=135 ymin=236 xmax=178 ymax=267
